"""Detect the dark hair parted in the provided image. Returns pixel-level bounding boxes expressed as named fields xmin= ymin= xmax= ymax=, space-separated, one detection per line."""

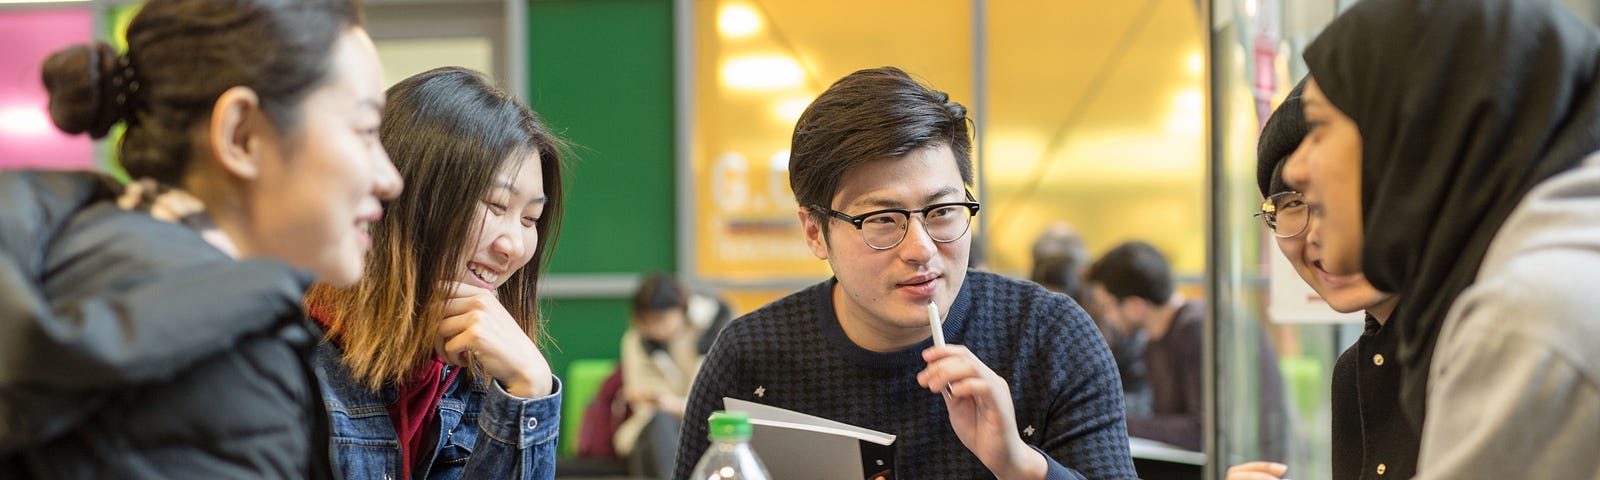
xmin=40 ymin=0 xmax=362 ymax=184
xmin=631 ymin=273 xmax=688 ymax=320
xmin=306 ymin=67 xmax=568 ymax=390
xmin=1085 ymin=241 xmax=1174 ymax=306
xmin=789 ymin=66 xmax=973 ymax=233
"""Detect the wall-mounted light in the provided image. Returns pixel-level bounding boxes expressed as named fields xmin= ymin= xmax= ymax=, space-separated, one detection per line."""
xmin=0 ymin=106 xmax=53 ymax=136
xmin=718 ymin=3 xmax=761 ymax=38
xmin=1165 ymin=88 xmax=1204 ymax=136
xmin=772 ymin=96 xmax=811 ymax=124
xmin=721 ymin=55 xmax=803 ymax=90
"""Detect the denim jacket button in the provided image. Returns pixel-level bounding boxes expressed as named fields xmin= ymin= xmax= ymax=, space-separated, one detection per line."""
xmin=525 ymin=417 xmax=538 ymax=430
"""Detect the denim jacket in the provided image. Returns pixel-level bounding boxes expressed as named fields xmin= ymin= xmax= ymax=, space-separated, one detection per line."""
xmin=315 ymin=342 xmax=561 ymax=480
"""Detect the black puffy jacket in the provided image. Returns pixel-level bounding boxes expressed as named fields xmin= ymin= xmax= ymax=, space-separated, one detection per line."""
xmin=0 ymin=170 xmax=336 ymax=479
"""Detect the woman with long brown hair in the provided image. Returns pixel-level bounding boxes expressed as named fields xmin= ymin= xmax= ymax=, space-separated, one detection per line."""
xmin=306 ymin=66 xmax=566 ymax=480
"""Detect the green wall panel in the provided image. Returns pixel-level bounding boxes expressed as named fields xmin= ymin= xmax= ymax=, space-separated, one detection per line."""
xmin=541 ymin=298 xmax=630 ymax=393
xmin=540 ymin=298 xmax=630 ymax=457
xmin=527 ymin=0 xmax=676 ymax=456
xmin=528 ymin=0 xmax=676 ymax=275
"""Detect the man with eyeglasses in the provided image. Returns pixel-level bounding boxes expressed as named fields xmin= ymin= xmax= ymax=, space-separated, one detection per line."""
xmin=672 ymin=67 xmax=1136 ymax=480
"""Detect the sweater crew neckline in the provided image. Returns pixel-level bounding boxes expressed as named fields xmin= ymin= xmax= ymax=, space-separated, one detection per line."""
xmin=811 ymin=274 xmax=976 ymax=371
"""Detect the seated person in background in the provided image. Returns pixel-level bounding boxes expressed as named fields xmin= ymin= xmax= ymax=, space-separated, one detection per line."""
xmin=687 ymin=286 xmax=735 ymax=355
xmin=1029 ymin=227 xmax=1152 ymax=416
xmin=616 ymin=273 xmax=704 ymax=478
xmin=1086 ymin=241 xmax=1287 ymax=455
xmin=673 ymin=66 xmax=1136 ymax=480
xmin=1028 ymin=222 xmax=1090 ymax=302
xmin=1085 ymin=242 xmax=1202 ymax=450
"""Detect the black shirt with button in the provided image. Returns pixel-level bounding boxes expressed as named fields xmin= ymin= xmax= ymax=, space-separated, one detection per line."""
xmin=1330 ymin=314 xmax=1421 ymax=479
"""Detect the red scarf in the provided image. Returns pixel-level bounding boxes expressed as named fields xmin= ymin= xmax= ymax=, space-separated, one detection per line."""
xmin=309 ymin=304 xmax=457 ymax=479
xmin=390 ymin=358 xmax=457 ymax=479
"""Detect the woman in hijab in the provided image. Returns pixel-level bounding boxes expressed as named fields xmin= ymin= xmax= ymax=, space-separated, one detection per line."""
xmin=1228 ymin=80 xmax=1418 ymax=480
xmin=1290 ymin=0 xmax=1600 ymax=476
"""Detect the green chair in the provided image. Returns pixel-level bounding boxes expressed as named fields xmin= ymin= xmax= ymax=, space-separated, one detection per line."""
xmin=559 ymin=358 xmax=619 ymax=458
xmin=1278 ymin=355 xmax=1326 ymax=418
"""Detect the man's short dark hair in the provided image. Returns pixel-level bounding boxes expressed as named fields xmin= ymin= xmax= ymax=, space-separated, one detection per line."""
xmin=1084 ymin=241 xmax=1174 ymax=305
xmin=788 ymin=66 xmax=974 ymax=235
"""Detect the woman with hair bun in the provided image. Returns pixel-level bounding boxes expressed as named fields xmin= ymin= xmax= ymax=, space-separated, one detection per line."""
xmin=0 ymin=0 xmax=400 ymax=477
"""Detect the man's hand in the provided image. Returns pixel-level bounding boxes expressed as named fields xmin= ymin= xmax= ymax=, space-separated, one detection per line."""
xmin=918 ymin=345 xmax=1047 ymax=480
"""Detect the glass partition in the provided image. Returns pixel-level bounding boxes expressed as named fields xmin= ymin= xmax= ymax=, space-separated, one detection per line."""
xmin=684 ymin=0 xmax=1214 ymax=307
xmin=984 ymin=0 xmax=1206 ymax=282
xmin=1208 ymin=0 xmax=1351 ymax=478
xmin=684 ymin=0 xmax=975 ymax=289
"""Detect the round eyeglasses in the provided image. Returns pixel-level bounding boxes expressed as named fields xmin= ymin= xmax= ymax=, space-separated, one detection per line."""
xmin=812 ymin=195 xmax=981 ymax=250
xmin=1256 ymin=191 xmax=1309 ymax=238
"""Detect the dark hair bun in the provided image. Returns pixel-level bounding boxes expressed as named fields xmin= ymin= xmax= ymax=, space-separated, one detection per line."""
xmin=41 ymin=42 xmax=123 ymax=139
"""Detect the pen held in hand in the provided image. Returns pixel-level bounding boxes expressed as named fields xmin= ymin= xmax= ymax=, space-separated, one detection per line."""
xmin=928 ymin=301 xmax=953 ymax=397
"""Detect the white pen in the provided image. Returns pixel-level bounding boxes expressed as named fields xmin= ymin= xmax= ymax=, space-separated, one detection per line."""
xmin=928 ymin=301 xmax=952 ymax=396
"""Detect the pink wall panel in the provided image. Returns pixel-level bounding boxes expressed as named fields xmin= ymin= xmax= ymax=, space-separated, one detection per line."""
xmin=0 ymin=8 xmax=94 ymax=171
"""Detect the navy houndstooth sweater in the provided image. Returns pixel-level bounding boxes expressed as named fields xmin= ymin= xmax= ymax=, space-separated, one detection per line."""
xmin=672 ymin=271 xmax=1137 ymax=480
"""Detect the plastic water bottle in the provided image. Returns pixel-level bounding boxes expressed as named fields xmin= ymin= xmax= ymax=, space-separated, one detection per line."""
xmin=690 ymin=411 xmax=770 ymax=480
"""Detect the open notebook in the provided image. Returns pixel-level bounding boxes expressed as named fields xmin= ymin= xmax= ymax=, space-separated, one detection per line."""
xmin=723 ymin=398 xmax=898 ymax=480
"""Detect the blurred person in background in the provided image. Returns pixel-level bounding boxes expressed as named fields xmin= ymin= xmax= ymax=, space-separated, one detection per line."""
xmin=1087 ymin=241 xmax=1286 ymax=457
xmin=616 ymin=273 xmax=705 ymax=478
xmin=1029 ymin=224 xmax=1151 ymax=416
xmin=1085 ymin=241 xmax=1203 ymax=451
xmin=1028 ymin=222 xmax=1090 ymax=302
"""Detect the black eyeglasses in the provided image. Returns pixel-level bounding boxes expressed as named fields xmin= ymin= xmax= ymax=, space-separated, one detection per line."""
xmin=1255 ymin=191 xmax=1309 ymax=238
xmin=811 ymin=191 xmax=980 ymax=250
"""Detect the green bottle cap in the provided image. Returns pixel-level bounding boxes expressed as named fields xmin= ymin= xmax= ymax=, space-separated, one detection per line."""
xmin=707 ymin=411 xmax=752 ymax=440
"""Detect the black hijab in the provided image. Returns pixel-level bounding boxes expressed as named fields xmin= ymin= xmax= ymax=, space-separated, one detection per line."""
xmin=1303 ymin=0 xmax=1600 ymax=425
